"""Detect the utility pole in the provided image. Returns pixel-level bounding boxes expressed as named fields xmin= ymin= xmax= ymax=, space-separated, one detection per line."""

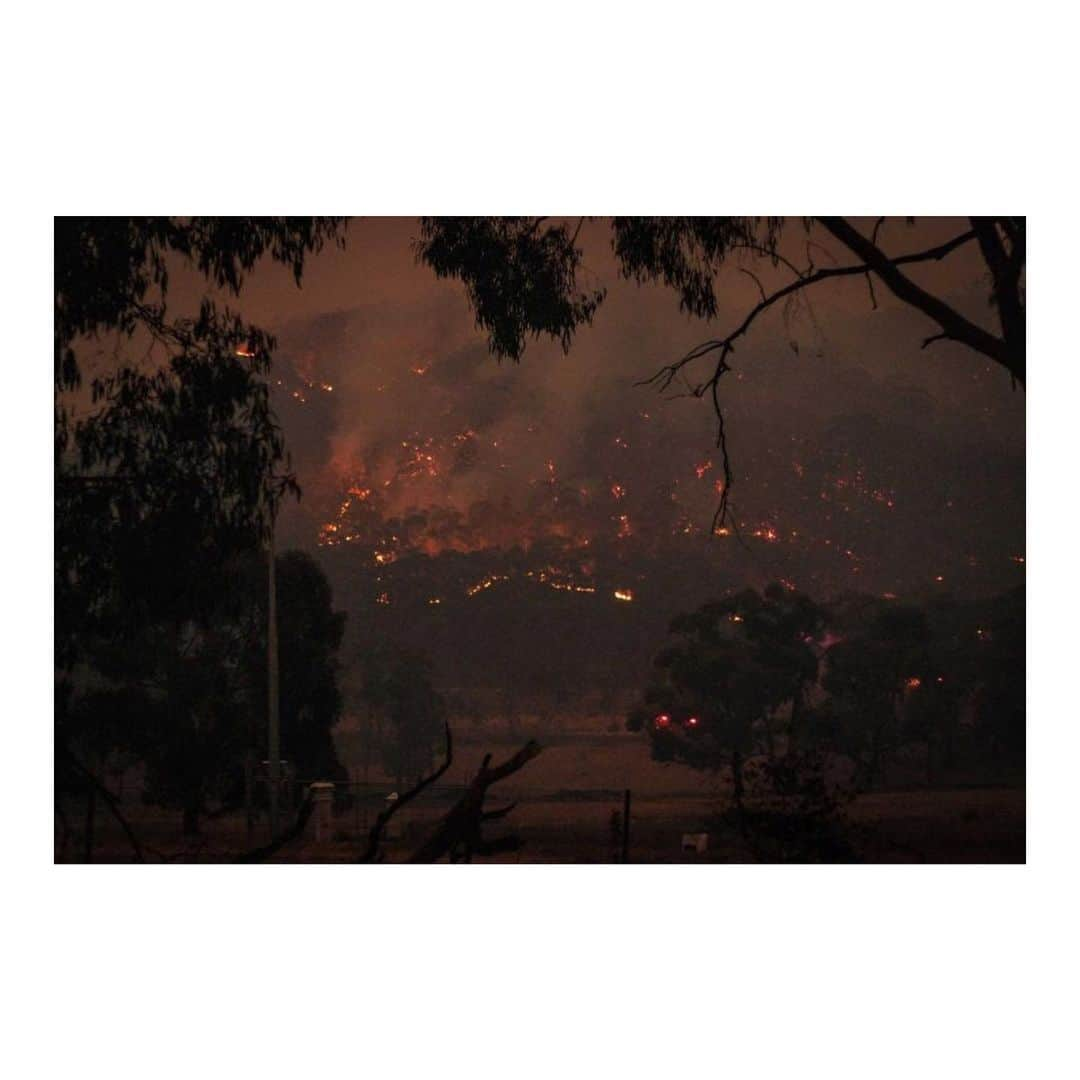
xmin=267 ymin=519 xmax=280 ymax=839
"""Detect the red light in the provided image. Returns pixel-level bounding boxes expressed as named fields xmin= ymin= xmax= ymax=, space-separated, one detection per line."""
xmin=655 ymin=714 xmax=671 ymax=728
xmin=687 ymin=716 xmax=699 ymax=727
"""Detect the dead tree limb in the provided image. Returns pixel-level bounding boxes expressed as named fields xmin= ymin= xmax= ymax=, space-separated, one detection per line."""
xmin=408 ymin=740 xmax=542 ymax=863
xmin=235 ymin=792 xmax=316 ymax=863
xmin=356 ymin=722 xmax=454 ymax=863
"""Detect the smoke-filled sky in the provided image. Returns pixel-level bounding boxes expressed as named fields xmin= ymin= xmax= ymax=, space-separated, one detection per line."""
xmin=192 ymin=218 xmax=1022 ymax=606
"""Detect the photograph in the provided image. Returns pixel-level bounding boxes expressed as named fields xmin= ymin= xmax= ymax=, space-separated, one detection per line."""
xmin=54 ymin=215 xmax=1025 ymax=864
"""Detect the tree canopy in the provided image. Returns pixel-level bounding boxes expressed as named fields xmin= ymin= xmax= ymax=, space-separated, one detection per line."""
xmin=631 ymin=584 xmax=1026 ymax=805
xmin=55 ymin=217 xmax=348 ymax=843
xmin=55 ymin=217 xmax=346 ymax=668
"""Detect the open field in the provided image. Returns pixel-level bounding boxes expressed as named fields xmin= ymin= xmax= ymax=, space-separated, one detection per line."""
xmin=58 ymin=731 xmax=1025 ymax=864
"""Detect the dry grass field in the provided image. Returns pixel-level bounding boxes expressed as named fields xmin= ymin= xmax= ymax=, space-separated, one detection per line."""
xmin=60 ymin=731 xmax=1024 ymax=864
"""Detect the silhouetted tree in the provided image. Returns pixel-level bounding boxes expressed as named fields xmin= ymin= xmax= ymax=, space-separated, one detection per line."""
xmin=628 ymin=584 xmax=827 ymax=811
xmin=55 ymin=217 xmax=346 ymax=670
xmin=971 ymin=586 xmax=1026 ymax=769
xmin=822 ymin=604 xmax=930 ymax=787
xmin=55 ymin=218 xmax=346 ymax=845
xmin=358 ymin=644 xmax=446 ymax=789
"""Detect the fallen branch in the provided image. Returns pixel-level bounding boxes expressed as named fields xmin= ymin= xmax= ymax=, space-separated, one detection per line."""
xmin=408 ymin=740 xmax=542 ymax=863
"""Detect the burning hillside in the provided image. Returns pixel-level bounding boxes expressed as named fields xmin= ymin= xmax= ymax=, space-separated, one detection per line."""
xmin=264 ymin=302 xmax=1024 ymax=619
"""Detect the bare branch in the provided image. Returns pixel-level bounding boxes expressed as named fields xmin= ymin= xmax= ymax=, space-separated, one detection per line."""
xmin=357 ymin=722 xmax=454 ymax=862
xmin=408 ymin=740 xmax=542 ymax=863
xmin=634 ymin=223 xmax=983 ymax=529
xmin=819 ymin=217 xmax=1021 ymax=384
xmin=639 ymin=228 xmax=978 ymax=396
xmin=235 ymin=793 xmax=316 ymax=863
xmin=739 ymin=266 xmax=768 ymax=304
xmin=921 ymin=332 xmax=951 ymax=350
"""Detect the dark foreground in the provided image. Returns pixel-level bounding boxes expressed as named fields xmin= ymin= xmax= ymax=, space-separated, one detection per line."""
xmin=57 ymin=777 xmax=1025 ymax=865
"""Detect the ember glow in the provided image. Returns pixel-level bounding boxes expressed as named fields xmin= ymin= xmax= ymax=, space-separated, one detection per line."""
xmin=465 ymin=574 xmax=510 ymax=597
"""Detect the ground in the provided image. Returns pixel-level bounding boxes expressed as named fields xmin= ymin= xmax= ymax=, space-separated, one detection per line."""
xmin=58 ymin=732 xmax=1025 ymax=863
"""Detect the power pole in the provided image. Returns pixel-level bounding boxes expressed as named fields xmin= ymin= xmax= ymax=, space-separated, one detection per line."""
xmin=268 ymin=523 xmax=280 ymax=839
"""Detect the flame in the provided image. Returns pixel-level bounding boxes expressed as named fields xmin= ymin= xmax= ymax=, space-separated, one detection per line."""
xmin=466 ymin=573 xmax=510 ymax=597
xmin=526 ymin=568 xmax=596 ymax=594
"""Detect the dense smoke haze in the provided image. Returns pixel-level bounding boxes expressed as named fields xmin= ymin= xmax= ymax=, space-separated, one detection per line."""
xmin=194 ymin=220 xmax=1023 ymax=691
